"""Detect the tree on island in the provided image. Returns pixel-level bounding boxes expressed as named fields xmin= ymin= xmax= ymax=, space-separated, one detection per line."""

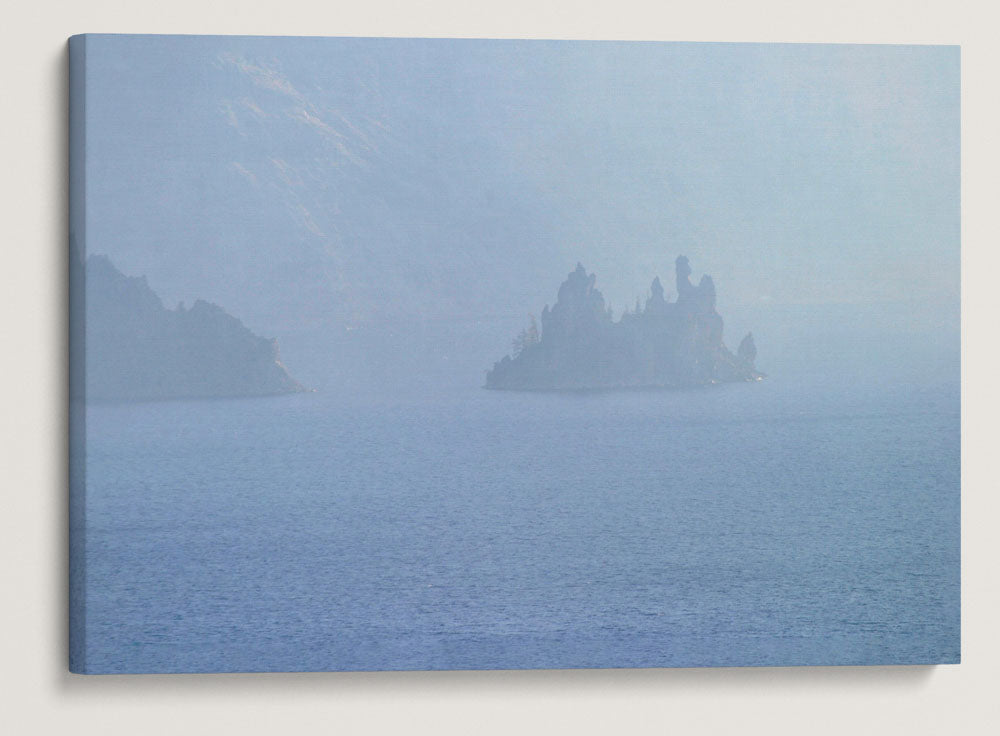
xmin=511 ymin=314 xmax=540 ymax=357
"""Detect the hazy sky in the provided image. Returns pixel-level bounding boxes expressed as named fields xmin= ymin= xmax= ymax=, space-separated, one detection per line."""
xmin=82 ymin=36 xmax=959 ymax=331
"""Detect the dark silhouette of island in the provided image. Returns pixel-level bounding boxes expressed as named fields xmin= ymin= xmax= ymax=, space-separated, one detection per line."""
xmin=486 ymin=256 xmax=763 ymax=390
xmin=82 ymin=254 xmax=306 ymax=401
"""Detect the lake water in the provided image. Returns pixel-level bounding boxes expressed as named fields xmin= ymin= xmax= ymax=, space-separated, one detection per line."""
xmin=75 ymin=303 xmax=960 ymax=672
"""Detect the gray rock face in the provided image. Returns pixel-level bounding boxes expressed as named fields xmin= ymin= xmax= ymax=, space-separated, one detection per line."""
xmin=485 ymin=257 xmax=763 ymax=390
xmin=82 ymin=255 xmax=306 ymax=401
xmin=737 ymin=332 xmax=758 ymax=364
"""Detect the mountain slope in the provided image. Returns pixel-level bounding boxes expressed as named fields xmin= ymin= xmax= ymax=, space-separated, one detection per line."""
xmin=83 ymin=254 xmax=305 ymax=401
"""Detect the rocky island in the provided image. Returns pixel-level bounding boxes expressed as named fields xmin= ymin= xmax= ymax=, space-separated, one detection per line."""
xmin=486 ymin=256 xmax=762 ymax=390
xmin=81 ymin=254 xmax=306 ymax=402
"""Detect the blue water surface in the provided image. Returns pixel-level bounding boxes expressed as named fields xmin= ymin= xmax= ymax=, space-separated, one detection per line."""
xmin=78 ymin=305 xmax=960 ymax=672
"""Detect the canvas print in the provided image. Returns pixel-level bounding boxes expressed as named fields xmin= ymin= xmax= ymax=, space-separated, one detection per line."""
xmin=68 ymin=35 xmax=960 ymax=673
